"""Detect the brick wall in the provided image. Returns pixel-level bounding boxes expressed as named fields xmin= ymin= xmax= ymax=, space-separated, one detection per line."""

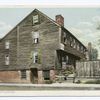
xmin=50 ymin=70 xmax=55 ymax=81
xmin=0 ymin=70 xmax=31 ymax=83
xmin=38 ymin=70 xmax=44 ymax=84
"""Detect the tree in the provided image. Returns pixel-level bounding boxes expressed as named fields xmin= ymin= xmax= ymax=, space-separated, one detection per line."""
xmin=87 ymin=42 xmax=98 ymax=60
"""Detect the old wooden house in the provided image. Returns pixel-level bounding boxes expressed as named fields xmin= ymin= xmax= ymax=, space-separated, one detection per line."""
xmin=0 ymin=9 xmax=87 ymax=84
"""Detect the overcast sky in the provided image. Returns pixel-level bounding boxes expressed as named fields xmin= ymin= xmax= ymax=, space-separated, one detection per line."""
xmin=0 ymin=8 xmax=100 ymax=58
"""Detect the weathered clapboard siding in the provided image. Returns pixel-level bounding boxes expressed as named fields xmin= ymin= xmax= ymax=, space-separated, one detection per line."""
xmin=61 ymin=27 xmax=86 ymax=59
xmin=76 ymin=60 xmax=100 ymax=78
xmin=0 ymin=9 xmax=87 ymax=72
xmin=0 ymin=9 xmax=60 ymax=71
xmin=17 ymin=10 xmax=60 ymax=70
xmin=0 ymin=28 xmax=17 ymax=70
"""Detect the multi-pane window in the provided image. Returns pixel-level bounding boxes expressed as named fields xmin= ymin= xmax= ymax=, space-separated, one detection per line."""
xmin=43 ymin=70 xmax=50 ymax=80
xmin=32 ymin=31 xmax=39 ymax=44
xmin=21 ymin=70 xmax=27 ymax=79
xmin=33 ymin=52 xmax=38 ymax=63
xmin=66 ymin=55 xmax=69 ymax=64
xmin=5 ymin=55 xmax=9 ymax=65
xmin=5 ymin=41 xmax=10 ymax=49
xmin=33 ymin=15 xmax=39 ymax=24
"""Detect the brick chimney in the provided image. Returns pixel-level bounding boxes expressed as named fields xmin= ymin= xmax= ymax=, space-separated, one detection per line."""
xmin=55 ymin=15 xmax=64 ymax=26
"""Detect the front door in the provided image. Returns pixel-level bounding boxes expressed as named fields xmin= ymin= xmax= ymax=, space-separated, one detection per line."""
xmin=30 ymin=68 xmax=38 ymax=84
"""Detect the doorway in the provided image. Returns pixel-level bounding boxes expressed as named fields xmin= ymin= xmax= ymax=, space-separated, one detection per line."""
xmin=30 ymin=68 xmax=38 ymax=84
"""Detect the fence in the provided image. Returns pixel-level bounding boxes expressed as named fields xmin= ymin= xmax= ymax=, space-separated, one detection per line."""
xmin=76 ymin=60 xmax=100 ymax=78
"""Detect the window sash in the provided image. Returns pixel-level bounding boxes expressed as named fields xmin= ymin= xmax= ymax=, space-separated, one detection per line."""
xmin=33 ymin=52 xmax=38 ymax=63
xmin=34 ymin=38 xmax=39 ymax=43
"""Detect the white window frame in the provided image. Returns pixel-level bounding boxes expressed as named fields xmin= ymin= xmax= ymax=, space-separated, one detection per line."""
xmin=5 ymin=41 xmax=10 ymax=49
xmin=34 ymin=38 xmax=39 ymax=44
xmin=33 ymin=52 xmax=38 ymax=63
xmin=33 ymin=15 xmax=39 ymax=24
xmin=5 ymin=55 xmax=9 ymax=65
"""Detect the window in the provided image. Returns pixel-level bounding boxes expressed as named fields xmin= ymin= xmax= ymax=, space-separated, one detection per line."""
xmin=77 ymin=43 xmax=80 ymax=51
xmin=21 ymin=70 xmax=27 ymax=79
xmin=73 ymin=39 xmax=76 ymax=48
xmin=62 ymin=56 xmax=65 ymax=62
xmin=5 ymin=55 xmax=9 ymax=65
xmin=33 ymin=15 xmax=39 ymax=24
xmin=66 ymin=55 xmax=69 ymax=64
xmin=32 ymin=31 xmax=39 ymax=44
xmin=33 ymin=52 xmax=38 ymax=63
xmin=70 ymin=37 xmax=73 ymax=47
xmin=63 ymin=32 xmax=66 ymax=43
xmin=5 ymin=41 xmax=10 ymax=49
xmin=43 ymin=70 xmax=50 ymax=80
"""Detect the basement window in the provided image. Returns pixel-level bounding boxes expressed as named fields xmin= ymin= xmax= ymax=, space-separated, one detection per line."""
xmin=43 ymin=70 xmax=50 ymax=80
xmin=33 ymin=15 xmax=39 ymax=24
xmin=5 ymin=41 xmax=10 ymax=49
xmin=21 ymin=70 xmax=27 ymax=79
xmin=5 ymin=55 xmax=9 ymax=65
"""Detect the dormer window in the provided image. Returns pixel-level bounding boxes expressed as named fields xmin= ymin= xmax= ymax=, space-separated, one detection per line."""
xmin=33 ymin=15 xmax=39 ymax=24
xmin=5 ymin=55 xmax=9 ymax=65
xmin=32 ymin=31 xmax=39 ymax=44
xmin=5 ymin=41 xmax=10 ymax=49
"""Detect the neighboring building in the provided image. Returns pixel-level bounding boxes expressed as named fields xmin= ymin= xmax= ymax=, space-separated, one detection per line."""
xmin=0 ymin=9 xmax=87 ymax=84
xmin=86 ymin=42 xmax=98 ymax=60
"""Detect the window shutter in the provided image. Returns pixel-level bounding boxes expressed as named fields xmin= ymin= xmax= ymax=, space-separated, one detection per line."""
xmin=33 ymin=15 xmax=38 ymax=24
xmin=5 ymin=41 xmax=10 ymax=49
xmin=31 ymin=31 xmax=39 ymax=44
xmin=30 ymin=51 xmax=33 ymax=59
xmin=5 ymin=55 xmax=9 ymax=65
xmin=34 ymin=32 xmax=39 ymax=38
xmin=38 ymin=49 xmax=41 ymax=64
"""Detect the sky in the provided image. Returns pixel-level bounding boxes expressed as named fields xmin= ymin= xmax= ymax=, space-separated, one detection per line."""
xmin=0 ymin=0 xmax=100 ymax=5
xmin=0 ymin=8 xmax=100 ymax=58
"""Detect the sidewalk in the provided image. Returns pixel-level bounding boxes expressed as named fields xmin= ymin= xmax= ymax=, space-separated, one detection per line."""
xmin=0 ymin=82 xmax=100 ymax=88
